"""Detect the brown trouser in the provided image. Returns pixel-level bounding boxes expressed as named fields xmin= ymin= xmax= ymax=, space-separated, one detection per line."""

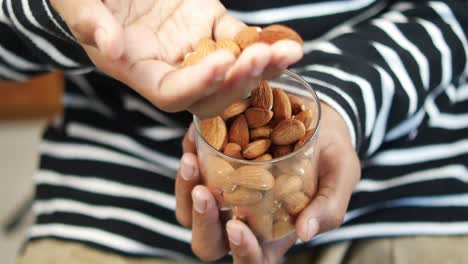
xmin=18 ymin=236 xmax=468 ymax=264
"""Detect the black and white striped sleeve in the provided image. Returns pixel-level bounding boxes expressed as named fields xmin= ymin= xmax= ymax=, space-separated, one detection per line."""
xmin=0 ymin=0 xmax=93 ymax=81
xmin=297 ymin=0 xmax=467 ymax=158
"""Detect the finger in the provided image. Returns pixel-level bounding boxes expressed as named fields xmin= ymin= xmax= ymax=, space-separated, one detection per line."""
xmin=263 ymin=40 xmax=304 ymax=80
xmin=128 ymin=50 xmax=236 ymax=113
xmin=214 ymin=13 xmax=247 ymax=40
xmin=182 ymin=123 xmax=196 ymax=154
xmin=188 ymin=43 xmax=272 ymax=118
xmin=296 ymin=143 xmax=360 ymax=241
xmin=191 ymin=186 xmax=228 ymax=261
xmin=50 ymin=0 xmax=124 ymax=59
xmin=175 ymin=153 xmax=200 ymax=228
xmin=262 ymin=232 xmax=298 ymax=262
xmin=226 ymin=220 xmax=263 ymax=264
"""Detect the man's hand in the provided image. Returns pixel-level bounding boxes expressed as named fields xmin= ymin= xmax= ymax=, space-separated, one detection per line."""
xmin=175 ymin=103 xmax=361 ymax=262
xmin=51 ymin=0 xmax=303 ymax=118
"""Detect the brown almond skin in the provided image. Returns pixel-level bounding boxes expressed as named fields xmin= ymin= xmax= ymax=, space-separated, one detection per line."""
xmin=200 ymin=156 xmax=235 ymax=196
xmin=234 ymin=27 xmax=261 ymax=50
xmin=199 ymin=116 xmax=227 ymax=151
xmin=243 ymin=139 xmax=271 ymax=159
xmin=254 ymin=153 xmax=273 ymax=161
xmin=250 ymin=126 xmax=272 ymax=140
xmin=251 ymin=80 xmax=273 ymax=110
xmin=216 ymin=38 xmax=241 ymax=57
xmin=271 ymin=119 xmax=306 ymax=145
xmin=282 ymin=192 xmax=311 ymax=216
xmin=245 ymin=108 xmax=273 ymax=128
xmin=182 ymin=52 xmax=203 ymax=67
xmin=271 ymin=144 xmax=294 ymax=158
xmin=229 ymin=114 xmax=250 ymax=148
xmin=195 ymin=38 xmax=217 ymax=56
xmin=294 ymin=129 xmax=315 ymax=151
xmin=262 ymin=24 xmax=304 ymax=45
xmin=273 ymin=175 xmax=303 ymax=199
xmin=223 ymin=143 xmax=243 ymax=159
xmin=288 ymin=95 xmax=305 ymax=114
xmin=224 ymin=187 xmax=263 ymax=206
xmin=295 ymin=109 xmax=314 ymax=129
xmin=272 ymin=88 xmax=292 ymax=123
xmin=221 ymin=99 xmax=250 ymax=120
xmin=230 ymin=165 xmax=274 ymax=191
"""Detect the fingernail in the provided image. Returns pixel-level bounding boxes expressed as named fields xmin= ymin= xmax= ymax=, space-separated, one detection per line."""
xmin=180 ymin=155 xmax=194 ymax=181
xmin=306 ymin=218 xmax=319 ymax=241
xmin=192 ymin=189 xmax=207 ymax=214
xmin=226 ymin=222 xmax=242 ymax=246
xmin=94 ymin=27 xmax=107 ymax=53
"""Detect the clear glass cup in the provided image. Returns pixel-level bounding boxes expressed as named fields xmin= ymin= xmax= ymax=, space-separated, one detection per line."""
xmin=194 ymin=70 xmax=321 ymax=241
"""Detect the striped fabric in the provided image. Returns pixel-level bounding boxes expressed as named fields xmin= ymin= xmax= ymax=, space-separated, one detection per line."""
xmin=1 ymin=0 xmax=467 ymax=261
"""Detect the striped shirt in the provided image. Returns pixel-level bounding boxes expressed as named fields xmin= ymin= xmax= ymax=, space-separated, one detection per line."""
xmin=1 ymin=0 xmax=467 ymax=261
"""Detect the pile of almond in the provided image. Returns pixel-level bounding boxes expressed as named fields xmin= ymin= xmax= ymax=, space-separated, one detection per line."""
xmin=198 ymin=80 xmax=317 ymax=240
xmin=199 ymin=80 xmax=315 ymax=160
xmin=194 ymin=24 xmax=318 ymax=241
xmin=182 ymin=24 xmax=303 ymax=66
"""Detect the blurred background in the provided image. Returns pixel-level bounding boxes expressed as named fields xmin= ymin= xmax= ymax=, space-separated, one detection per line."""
xmin=0 ymin=73 xmax=62 ymax=264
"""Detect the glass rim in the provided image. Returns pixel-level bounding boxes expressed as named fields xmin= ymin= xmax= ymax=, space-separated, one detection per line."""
xmin=193 ymin=69 xmax=322 ymax=165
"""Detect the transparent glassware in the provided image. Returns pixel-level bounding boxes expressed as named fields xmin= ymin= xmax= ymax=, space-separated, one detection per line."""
xmin=194 ymin=70 xmax=321 ymax=241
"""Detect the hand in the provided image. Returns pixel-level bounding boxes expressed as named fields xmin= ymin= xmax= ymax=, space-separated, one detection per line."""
xmin=175 ymin=103 xmax=361 ymax=262
xmin=51 ymin=0 xmax=303 ymax=118
xmin=176 ymin=125 xmax=297 ymax=263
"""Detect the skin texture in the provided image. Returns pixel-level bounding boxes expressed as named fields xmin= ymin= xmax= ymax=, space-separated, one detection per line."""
xmin=51 ymin=0 xmax=303 ymax=118
xmin=176 ymin=103 xmax=361 ymax=263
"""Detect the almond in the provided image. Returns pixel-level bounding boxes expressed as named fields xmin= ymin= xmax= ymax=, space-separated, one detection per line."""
xmin=282 ymin=192 xmax=311 ymax=216
xmin=273 ymin=218 xmax=295 ymax=239
xmin=295 ymin=109 xmax=314 ymax=129
xmin=195 ymin=38 xmax=217 ymax=56
xmin=182 ymin=52 xmax=203 ymax=67
xmin=261 ymin=24 xmax=303 ymax=45
xmin=216 ymin=38 xmax=241 ymax=57
xmin=288 ymin=94 xmax=305 ymax=114
xmin=243 ymin=139 xmax=271 ymax=159
xmin=221 ymin=99 xmax=250 ymax=120
xmin=272 ymin=88 xmax=292 ymax=123
xmin=254 ymin=153 xmax=273 ymax=161
xmin=223 ymin=143 xmax=243 ymax=159
xmin=229 ymin=114 xmax=250 ymax=148
xmin=230 ymin=165 xmax=274 ymax=191
xmin=200 ymin=156 xmax=235 ymax=194
xmin=224 ymin=187 xmax=263 ymax=206
xmin=251 ymin=80 xmax=273 ymax=110
xmin=199 ymin=116 xmax=227 ymax=150
xmin=250 ymin=126 xmax=272 ymax=140
xmin=273 ymin=175 xmax=303 ymax=199
xmin=245 ymin=108 xmax=273 ymax=128
xmin=234 ymin=26 xmax=261 ymax=50
xmin=294 ymin=129 xmax=315 ymax=151
xmin=271 ymin=119 xmax=306 ymax=145
xmin=271 ymin=144 xmax=293 ymax=158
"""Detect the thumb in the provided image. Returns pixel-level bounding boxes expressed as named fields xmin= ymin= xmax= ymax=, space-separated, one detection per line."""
xmin=51 ymin=0 xmax=124 ymax=60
